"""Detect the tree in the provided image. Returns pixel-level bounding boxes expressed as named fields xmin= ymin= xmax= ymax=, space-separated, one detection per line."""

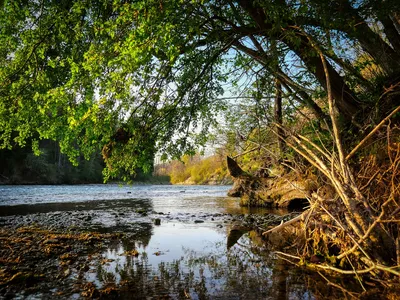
xmin=2 ymin=0 xmax=400 ymax=286
xmin=1 ymin=0 xmax=400 ymax=178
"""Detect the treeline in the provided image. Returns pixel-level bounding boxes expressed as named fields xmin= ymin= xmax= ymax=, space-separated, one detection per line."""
xmin=154 ymin=152 xmax=231 ymax=185
xmin=0 ymin=140 xmax=104 ymax=184
xmin=0 ymin=140 xmax=169 ymax=185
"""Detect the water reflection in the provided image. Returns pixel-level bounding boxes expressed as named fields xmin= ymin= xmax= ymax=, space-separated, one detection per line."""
xmin=81 ymin=223 xmax=316 ymax=299
xmin=0 ymin=185 xmax=352 ymax=298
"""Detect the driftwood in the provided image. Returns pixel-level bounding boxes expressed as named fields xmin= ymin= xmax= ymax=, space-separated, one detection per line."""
xmin=227 ymin=156 xmax=312 ymax=208
xmin=263 ymin=210 xmax=310 ymax=235
xmin=227 ymin=156 xmax=246 ymax=178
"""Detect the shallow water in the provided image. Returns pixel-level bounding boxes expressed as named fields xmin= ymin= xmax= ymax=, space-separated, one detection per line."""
xmin=0 ymin=184 xmax=231 ymax=206
xmin=0 ymin=184 xmax=342 ymax=299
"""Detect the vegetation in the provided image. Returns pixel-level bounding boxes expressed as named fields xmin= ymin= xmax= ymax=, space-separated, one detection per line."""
xmin=1 ymin=0 xmax=400 ymax=289
xmin=155 ymin=152 xmax=230 ymax=184
xmin=0 ymin=139 xmax=169 ymax=184
xmin=0 ymin=140 xmax=104 ymax=184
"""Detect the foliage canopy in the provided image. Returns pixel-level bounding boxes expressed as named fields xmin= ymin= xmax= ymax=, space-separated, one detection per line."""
xmin=1 ymin=0 xmax=400 ymax=180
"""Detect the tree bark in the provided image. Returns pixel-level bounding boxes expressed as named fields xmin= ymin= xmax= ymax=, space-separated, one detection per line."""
xmin=232 ymin=40 xmax=329 ymax=122
xmin=380 ymin=15 xmax=400 ymax=54
xmin=391 ymin=12 xmax=400 ymax=34
xmin=274 ymin=78 xmax=285 ymax=156
xmin=279 ymin=79 xmax=328 ymax=122
xmin=335 ymin=0 xmax=400 ymax=76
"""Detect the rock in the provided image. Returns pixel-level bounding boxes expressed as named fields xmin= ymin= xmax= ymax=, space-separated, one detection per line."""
xmin=154 ymin=218 xmax=161 ymax=225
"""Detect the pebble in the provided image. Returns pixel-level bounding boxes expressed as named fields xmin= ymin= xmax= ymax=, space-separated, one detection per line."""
xmin=64 ymin=269 xmax=71 ymax=277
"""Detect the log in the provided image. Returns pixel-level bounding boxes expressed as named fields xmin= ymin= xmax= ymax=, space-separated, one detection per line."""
xmin=227 ymin=156 xmax=246 ymax=178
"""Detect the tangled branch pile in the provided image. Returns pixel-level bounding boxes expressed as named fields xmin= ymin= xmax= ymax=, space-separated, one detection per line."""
xmin=267 ymin=53 xmax=400 ymax=290
xmin=280 ymin=123 xmax=400 ymax=279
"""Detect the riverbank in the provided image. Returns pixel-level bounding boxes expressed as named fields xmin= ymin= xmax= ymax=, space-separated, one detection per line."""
xmin=0 ymin=203 xmax=303 ymax=299
xmin=1 ymin=184 xmax=398 ymax=298
xmin=1 ymin=209 xmax=397 ymax=299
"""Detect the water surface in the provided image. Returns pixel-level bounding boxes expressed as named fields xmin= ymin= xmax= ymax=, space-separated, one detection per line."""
xmin=0 ymin=185 xmax=340 ymax=299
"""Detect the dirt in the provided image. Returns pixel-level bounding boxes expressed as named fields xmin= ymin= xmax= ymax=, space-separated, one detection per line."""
xmin=0 ymin=206 xmax=296 ymax=299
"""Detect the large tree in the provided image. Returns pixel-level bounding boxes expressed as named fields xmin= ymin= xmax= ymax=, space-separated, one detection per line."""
xmin=1 ymin=0 xmax=400 ymax=179
xmin=2 ymin=0 xmax=400 ymax=286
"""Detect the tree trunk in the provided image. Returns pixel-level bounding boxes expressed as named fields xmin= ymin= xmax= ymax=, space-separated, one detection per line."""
xmin=232 ymin=40 xmax=329 ymax=122
xmin=390 ymin=12 xmax=400 ymax=34
xmin=283 ymin=33 xmax=359 ymax=121
xmin=237 ymin=0 xmax=360 ymax=124
xmin=274 ymin=78 xmax=285 ymax=156
xmin=280 ymin=79 xmax=329 ymax=122
xmin=380 ymin=15 xmax=400 ymax=54
xmin=336 ymin=0 xmax=400 ymax=76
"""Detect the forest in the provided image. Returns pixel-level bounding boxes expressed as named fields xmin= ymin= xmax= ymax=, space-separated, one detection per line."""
xmin=1 ymin=0 xmax=400 ymax=293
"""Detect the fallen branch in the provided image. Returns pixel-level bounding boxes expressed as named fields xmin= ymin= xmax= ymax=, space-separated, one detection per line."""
xmin=337 ymin=198 xmax=392 ymax=260
xmin=232 ymin=146 xmax=260 ymax=159
xmin=274 ymin=251 xmax=301 ymax=261
xmin=263 ymin=210 xmax=310 ymax=235
xmin=318 ymin=272 xmax=360 ymax=299
xmin=308 ymin=263 xmax=375 ymax=275
xmin=346 ymin=105 xmax=400 ymax=161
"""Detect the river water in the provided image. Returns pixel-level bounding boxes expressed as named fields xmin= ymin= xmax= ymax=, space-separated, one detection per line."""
xmin=0 ymin=184 xmax=339 ymax=299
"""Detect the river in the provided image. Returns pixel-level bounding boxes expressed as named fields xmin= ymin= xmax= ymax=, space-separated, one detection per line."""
xmin=0 ymin=184 xmax=340 ymax=299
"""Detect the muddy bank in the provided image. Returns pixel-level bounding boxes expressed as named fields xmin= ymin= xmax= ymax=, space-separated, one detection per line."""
xmin=1 ymin=183 xmax=393 ymax=299
xmin=1 ymin=202 xmax=395 ymax=299
xmin=0 ymin=204 xmax=302 ymax=299
xmin=0 ymin=202 xmax=287 ymax=232
xmin=0 ymin=226 xmax=122 ymax=299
